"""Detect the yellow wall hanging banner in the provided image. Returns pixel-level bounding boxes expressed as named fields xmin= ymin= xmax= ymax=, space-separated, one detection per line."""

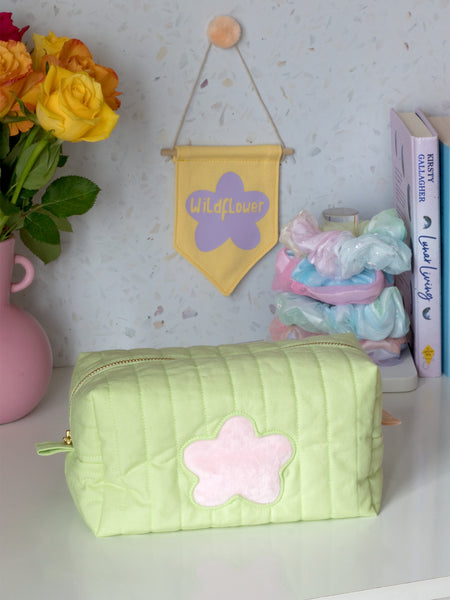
xmin=173 ymin=144 xmax=282 ymax=295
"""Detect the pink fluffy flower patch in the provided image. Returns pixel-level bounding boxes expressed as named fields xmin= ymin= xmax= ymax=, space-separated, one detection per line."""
xmin=184 ymin=416 xmax=293 ymax=507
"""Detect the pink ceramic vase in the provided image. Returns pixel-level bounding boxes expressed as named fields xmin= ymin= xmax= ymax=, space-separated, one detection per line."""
xmin=0 ymin=237 xmax=53 ymax=424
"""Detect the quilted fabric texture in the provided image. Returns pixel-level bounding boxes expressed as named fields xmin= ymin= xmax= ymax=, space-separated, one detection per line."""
xmin=65 ymin=333 xmax=383 ymax=536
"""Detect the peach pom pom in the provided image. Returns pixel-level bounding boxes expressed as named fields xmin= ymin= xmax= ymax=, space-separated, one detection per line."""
xmin=207 ymin=15 xmax=241 ymax=49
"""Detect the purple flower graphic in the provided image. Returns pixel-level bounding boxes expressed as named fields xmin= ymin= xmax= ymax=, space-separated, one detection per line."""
xmin=186 ymin=172 xmax=270 ymax=251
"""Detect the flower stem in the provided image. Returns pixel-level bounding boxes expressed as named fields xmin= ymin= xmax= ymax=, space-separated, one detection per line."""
xmin=0 ymin=213 xmax=9 ymax=239
xmin=1 ymin=199 xmax=48 ymax=240
xmin=10 ymin=132 xmax=52 ymax=206
xmin=0 ymin=130 xmax=53 ymax=238
xmin=21 ymin=124 xmax=39 ymax=152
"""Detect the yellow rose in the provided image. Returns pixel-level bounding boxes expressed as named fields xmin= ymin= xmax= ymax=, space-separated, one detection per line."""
xmin=31 ymin=31 xmax=70 ymax=70
xmin=36 ymin=65 xmax=119 ymax=142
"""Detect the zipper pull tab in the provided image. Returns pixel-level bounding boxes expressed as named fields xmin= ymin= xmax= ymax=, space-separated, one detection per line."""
xmin=36 ymin=430 xmax=74 ymax=456
xmin=382 ymin=410 xmax=401 ymax=426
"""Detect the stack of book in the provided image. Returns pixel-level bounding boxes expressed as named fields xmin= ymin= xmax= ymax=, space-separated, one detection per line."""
xmin=390 ymin=108 xmax=450 ymax=378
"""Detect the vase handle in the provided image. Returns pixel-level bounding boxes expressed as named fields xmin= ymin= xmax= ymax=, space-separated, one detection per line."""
xmin=11 ymin=254 xmax=35 ymax=293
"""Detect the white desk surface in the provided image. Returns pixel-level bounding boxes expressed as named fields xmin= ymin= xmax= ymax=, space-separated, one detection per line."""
xmin=1 ymin=367 xmax=449 ymax=600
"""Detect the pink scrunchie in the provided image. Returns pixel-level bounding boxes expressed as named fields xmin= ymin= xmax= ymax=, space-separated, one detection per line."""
xmin=280 ymin=210 xmax=353 ymax=278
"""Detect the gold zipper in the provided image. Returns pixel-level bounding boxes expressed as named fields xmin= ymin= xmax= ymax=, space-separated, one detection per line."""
xmin=63 ymin=340 xmax=362 ymax=446
xmin=67 ymin=357 xmax=176 ymax=446
xmin=70 ymin=356 xmax=175 ymax=399
xmin=71 ymin=340 xmax=362 ymax=399
xmin=67 ymin=338 xmax=363 ymax=443
xmin=71 ymin=340 xmax=360 ymax=396
xmin=63 ymin=430 xmax=72 ymax=446
xmin=283 ymin=340 xmax=359 ymax=350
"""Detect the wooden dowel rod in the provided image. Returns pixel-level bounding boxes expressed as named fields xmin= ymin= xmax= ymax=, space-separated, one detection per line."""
xmin=161 ymin=148 xmax=176 ymax=157
xmin=160 ymin=147 xmax=295 ymax=157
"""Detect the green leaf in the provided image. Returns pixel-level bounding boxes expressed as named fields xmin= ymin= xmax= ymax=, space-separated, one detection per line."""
xmin=5 ymin=212 xmax=24 ymax=232
xmin=58 ymin=154 xmax=68 ymax=168
xmin=41 ymin=209 xmax=73 ymax=232
xmin=0 ymin=192 xmax=20 ymax=216
xmin=1 ymin=96 xmax=38 ymax=125
xmin=0 ymin=189 xmax=24 ymax=234
xmin=3 ymin=131 xmax=28 ymax=168
xmin=37 ymin=141 xmax=62 ymax=186
xmin=15 ymin=190 xmax=35 ymax=212
xmin=23 ymin=212 xmax=60 ymax=244
xmin=20 ymin=229 xmax=61 ymax=264
xmin=15 ymin=140 xmax=62 ymax=190
xmin=0 ymin=115 xmax=31 ymax=125
xmin=0 ymin=124 xmax=10 ymax=159
xmin=42 ymin=176 xmax=100 ymax=217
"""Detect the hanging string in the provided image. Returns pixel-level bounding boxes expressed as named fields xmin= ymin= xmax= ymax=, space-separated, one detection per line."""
xmin=161 ymin=41 xmax=293 ymax=158
xmin=234 ymin=46 xmax=287 ymax=151
xmin=170 ymin=42 xmax=212 ymax=150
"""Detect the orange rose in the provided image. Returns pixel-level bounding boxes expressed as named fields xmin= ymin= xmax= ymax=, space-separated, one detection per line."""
xmin=41 ymin=38 xmax=120 ymax=111
xmin=8 ymin=70 xmax=45 ymax=135
xmin=0 ymin=40 xmax=33 ymax=117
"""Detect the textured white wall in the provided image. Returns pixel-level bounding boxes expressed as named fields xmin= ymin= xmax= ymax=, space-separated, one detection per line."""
xmin=5 ymin=0 xmax=450 ymax=365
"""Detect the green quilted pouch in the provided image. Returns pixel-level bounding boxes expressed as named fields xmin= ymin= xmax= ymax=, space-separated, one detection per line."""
xmin=36 ymin=333 xmax=383 ymax=536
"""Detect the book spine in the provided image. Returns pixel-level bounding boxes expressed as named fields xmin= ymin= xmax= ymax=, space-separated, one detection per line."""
xmin=410 ymin=137 xmax=441 ymax=377
xmin=439 ymin=141 xmax=450 ymax=375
